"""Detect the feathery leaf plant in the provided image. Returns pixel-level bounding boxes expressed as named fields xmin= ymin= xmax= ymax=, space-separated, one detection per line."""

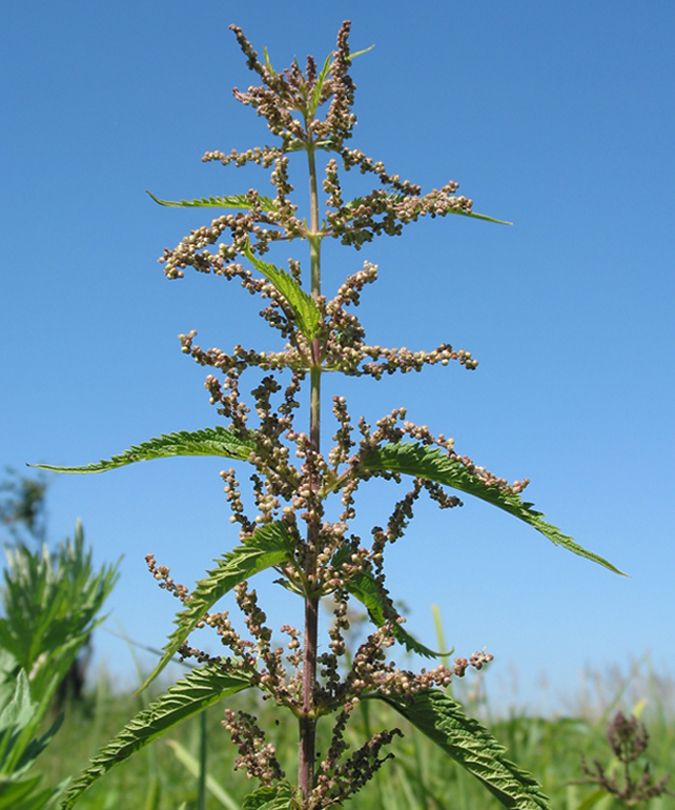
xmin=34 ymin=21 xmax=624 ymax=810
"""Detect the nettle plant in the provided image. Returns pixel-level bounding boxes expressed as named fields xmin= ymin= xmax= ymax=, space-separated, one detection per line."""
xmin=39 ymin=22 xmax=623 ymax=810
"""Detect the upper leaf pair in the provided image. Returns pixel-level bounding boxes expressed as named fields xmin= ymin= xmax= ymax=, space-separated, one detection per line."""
xmin=33 ymin=428 xmax=622 ymax=580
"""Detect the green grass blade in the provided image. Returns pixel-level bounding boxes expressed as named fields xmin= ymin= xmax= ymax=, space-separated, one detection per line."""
xmin=243 ymin=243 xmax=321 ymax=340
xmin=165 ymin=739 xmax=239 ymax=810
xmin=360 ymin=442 xmax=625 ymax=576
xmin=143 ymin=775 xmax=161 ymax=810
xmin=376 ymin=689 xmax=550 ymax=810
xmin=139 ymin=521 xmax=294 ymax=692
xmin=146 ymin=191 xmax=279 ymax=212
xmin=571 ymin=788 xmax=610 ymax=810
xmin=432 ymin=604 xmax=453 ymax=670
xmin=31 ymin=427 xmax=256 ymax=474
xmin=58 ymin=666 xmax=252 ymax=810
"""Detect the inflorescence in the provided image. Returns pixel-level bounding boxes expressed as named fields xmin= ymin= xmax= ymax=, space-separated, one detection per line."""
xmin=148 ymin=20 xmax=508 ymax=808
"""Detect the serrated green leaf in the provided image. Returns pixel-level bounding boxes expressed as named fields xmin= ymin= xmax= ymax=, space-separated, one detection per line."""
xmin=243 ymin=786 xmax=276 ymax=810
xmin=377 ymin=689 xmax=550 ymax=810
xmin=360 ymin=442 xmax=625 ymax=576
xmin=345 ymin=569 xmax=446 ymax=659
xmin=147 ymin=191 xmax=279 ymax=213
xmin=58 ymin=666 xmax=251 ymax=810
xmin=283 ymin=139 xmax=307 ymax=153
xmin=315 ymin=141 xmax=341 ymax=154
xmin=31 ymin=427 xmax=256 ymax=475
xmin=243 ymin=243 xmax=321 ymax=340
xmin=242 ymin=782 xmax=294 ymax=810
xmin=0 ymin=669 xmax=34 ymax=742
xmin=140 ymin=522 xmax=295 ymax=693
xmin=0 ymin=670 xmax=64 ymax=780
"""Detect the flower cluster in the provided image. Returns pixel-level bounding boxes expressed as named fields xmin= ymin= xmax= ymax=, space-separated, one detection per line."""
xmin=575 ymin=712 xmax=673 ymax=806
xmin=223 ymin=708 xmax=285 ymax=785
xmin=158 ymin=21 xmax=476 ymax=294
xmin=228 ymin=21 xmax=356 ymax=150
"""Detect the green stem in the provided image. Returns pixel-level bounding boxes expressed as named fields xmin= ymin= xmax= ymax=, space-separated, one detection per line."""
xmin=307 ymin=141 xmax=321 ymax=300
xmin=299 ymin=135 xmax=323 ymax=806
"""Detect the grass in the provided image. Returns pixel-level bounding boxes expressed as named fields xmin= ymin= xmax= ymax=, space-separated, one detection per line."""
xmin=36 ymin=655 xmax=675 ymax=810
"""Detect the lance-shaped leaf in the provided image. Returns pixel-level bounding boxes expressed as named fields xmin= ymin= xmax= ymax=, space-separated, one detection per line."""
xmin=263 ymin=47 xmax=278 ymax=78
xmin=31 ymin=427 xmax=256 ymax=475
xmin=328 ymin=546 xmax=448 ymax=658
xmin=345 ymin=570 xmax=447 ymax=659
xmin=376 ymin=689 xmax=550 ymax=810
xmin=451 ymin=209 xmax=512 ymax=225
xmin=360 ymin=442 xmax=625 ymax=575
xmin=307 ymin=51 xmax=334 ymax=118
xmin=347 ymin=44 xmax=376 ymax=62
xmin=140 ymin=521 xmax=295 ymax=692
xmin=59 ymin=665 xmax=252 ymax=810
xmin=243 ymin=243 xmax=321 ymax=340
xmin=307 ymin=44 xmax=374 ymax=119
xmin=147 ymin=191 xmax=279 ymax=212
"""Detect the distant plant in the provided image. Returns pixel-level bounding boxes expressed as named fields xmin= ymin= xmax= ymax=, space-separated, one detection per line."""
xmin=0 ymin=522 xmax=119 ymax=809
xmin=36 ymin=21 xmax=624 ymax=810
xmin=574 ymin=711 xmax=673 ymax=808
xmin=0 ymin=467 xmax=49 ymax=545
xmin=0 ymin=521 xmax=119 ymax=702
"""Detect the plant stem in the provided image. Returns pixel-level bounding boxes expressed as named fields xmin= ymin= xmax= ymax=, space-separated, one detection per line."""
xmin=299 ymin=136 xmax=322 ymax=805
xmin=307 ymin=138 xmax=321 ymax=301
xmin=299 ymin=593 xmax=318 ymax=803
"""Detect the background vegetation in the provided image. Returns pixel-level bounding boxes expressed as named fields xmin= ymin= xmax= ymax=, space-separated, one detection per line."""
xmin=35 ymin=657 xmax=675 ymax=810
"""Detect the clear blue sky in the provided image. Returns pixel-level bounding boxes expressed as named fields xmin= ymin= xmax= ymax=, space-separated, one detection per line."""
xmin=2 ymin=1 xmax=674 ymax=709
